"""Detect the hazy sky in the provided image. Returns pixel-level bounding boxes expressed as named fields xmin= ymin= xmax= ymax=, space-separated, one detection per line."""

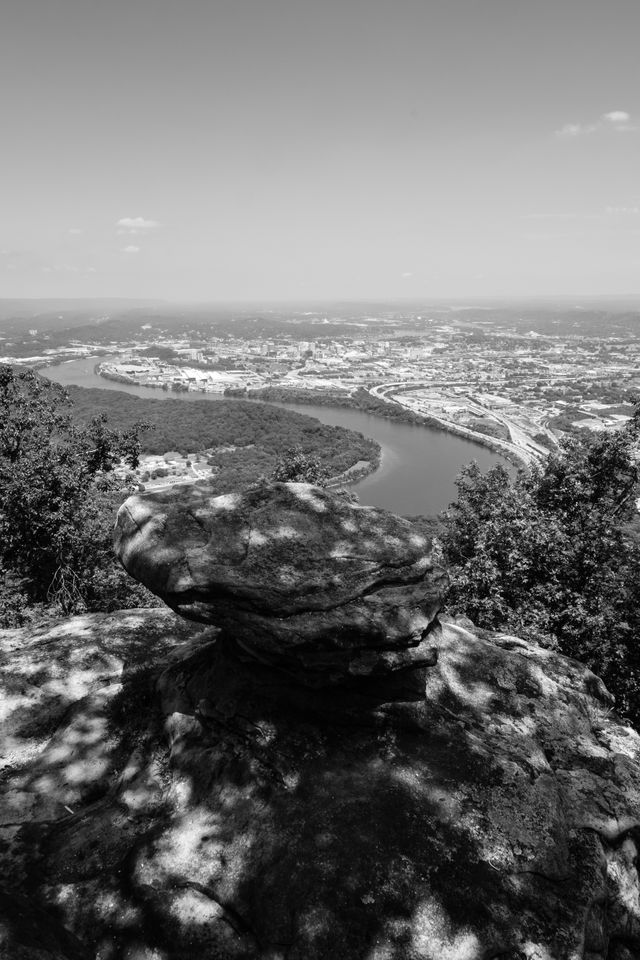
xmin=1 ymin=0 xmax=639 ymax=301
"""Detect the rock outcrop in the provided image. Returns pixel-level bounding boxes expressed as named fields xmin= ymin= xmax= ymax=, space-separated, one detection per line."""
xmin=114 ymin=481 xmax=446 ymax=699
xmin=3 ymin=482 xmax=640 ymax=959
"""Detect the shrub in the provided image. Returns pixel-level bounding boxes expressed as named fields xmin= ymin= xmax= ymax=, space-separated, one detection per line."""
xmin=0 ymin=365 xmax=155 ymax=621
xmin=270 ymin=447 xmax=330 ymax=485
xmin=440 ymin=407 xmax=640 ymax=724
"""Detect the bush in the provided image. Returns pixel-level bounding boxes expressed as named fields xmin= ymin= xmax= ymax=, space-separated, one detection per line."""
xmin=0 ymin=365 xmax=155 ymax=622
xmin=440 ymin=407 xmax=640 ymax=725
xmin=270 ymin=447 xmax=330 ymax=485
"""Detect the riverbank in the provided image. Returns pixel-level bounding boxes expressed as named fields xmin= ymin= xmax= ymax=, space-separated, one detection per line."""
xmin=93 ymin=362 xmax=139 ymax=385
xmin=97 ymin=365 xmax=528 ymax=469
xmin=327 ymin=457 xmax=379 ymax=487
xmin=406 ymin=411 xmax=531 ymax=471
xmin=242 ymin=384 xmax=531 ymax=471
xmin=46 ymin=358 xmax=508 ymax=516
xmin=97 ymin=364 xmax=177 ymax=390
xmin=93 ymin=369 xmax=384 ymax=489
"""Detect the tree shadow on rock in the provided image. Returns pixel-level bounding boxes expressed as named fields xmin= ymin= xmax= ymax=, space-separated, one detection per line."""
xmin=2 ymin=596 xmax=638 ymax=958
xmin=53 ymin=629 xmax=599 ymax=960
xmin=0 ymin=609 xmax=211 ymax=959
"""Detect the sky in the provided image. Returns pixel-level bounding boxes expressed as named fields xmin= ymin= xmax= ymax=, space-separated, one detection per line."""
xmin=1 ymin=0 xmax=639 ymax=301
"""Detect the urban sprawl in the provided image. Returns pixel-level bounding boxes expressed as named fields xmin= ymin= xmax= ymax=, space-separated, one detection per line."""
xmin=3 ymin=308 xmax=639 ymax=475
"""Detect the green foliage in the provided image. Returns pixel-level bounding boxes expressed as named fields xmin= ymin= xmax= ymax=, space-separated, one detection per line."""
xmin=0 ymin=371 xmax=379 ymax=625
xmin=532 ymin=432 xmax=551 ymax=448
xmin=248 ymin=385 xmax=429 ymax=426
xmin=137 ymin=345 xmax=180 ymax=361
xmin=270 ymin=447 xmax=330 ymax=485
xmin=0 ymin=366 xmax=155 ymax=623
xmin=441 ymin=410 xmax=640 ymax=724
xmin=466 ymin=417 xmax=510 ymax=441
xmin=69 ymin=387 xmax=379 ymax=464
xmin=65 ymin=386 xmax=379 ymax=484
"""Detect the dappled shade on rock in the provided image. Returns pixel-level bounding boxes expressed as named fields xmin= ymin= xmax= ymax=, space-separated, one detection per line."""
xmin=9 ymin=484 xmax=640 ymax=956
xmin=4 ymin=610 xmax=640 ymax=958
xmin=114 ymin=481 xmax=447 ymax=692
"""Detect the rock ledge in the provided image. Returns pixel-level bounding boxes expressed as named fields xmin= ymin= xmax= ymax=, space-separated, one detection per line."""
xmin=115 ymin=481 xmax=447 ymax=694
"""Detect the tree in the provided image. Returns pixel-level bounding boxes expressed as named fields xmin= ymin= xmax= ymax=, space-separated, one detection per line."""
xmin=270 ymin=446 xmax=330 ymax=485
xmin=0 ymin=365 xmax=151 ymax=622
xmin=440 ymin=408 xmax=640 ymax=724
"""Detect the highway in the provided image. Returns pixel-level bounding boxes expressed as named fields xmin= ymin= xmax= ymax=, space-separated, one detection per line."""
xmin=367 ymin=382 xmax=548 ymax=467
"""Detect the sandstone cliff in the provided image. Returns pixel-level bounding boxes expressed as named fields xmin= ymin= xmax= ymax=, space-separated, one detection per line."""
xmin=1 ymin=482 xmax=640 ymax=959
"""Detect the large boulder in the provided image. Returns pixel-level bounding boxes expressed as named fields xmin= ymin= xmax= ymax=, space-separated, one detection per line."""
xmin=5 ymin=484 xmax=640 ymax=958
xmin=2 ymin=610 xmax=640 ymax=958
xmin=114 ymin=481 xmax=447 ymax=693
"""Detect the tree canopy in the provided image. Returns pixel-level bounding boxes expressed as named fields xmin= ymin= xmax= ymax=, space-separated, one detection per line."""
xmin=0 ymin=365 xmax=151 ymax=622
xmin=270 ymin=447 xmax=330 ymax=485
xmin=66 ymin=385 xmax=379 ymax=469
xmin=441 ymin=408 xmax=640 ymax=724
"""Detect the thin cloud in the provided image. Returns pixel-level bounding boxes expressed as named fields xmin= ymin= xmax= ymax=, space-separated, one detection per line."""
xmin=401 ymin=271 xmax=413 ymax=278
xmin=605 ymin=205 xmax=640 ymax=215
xmin=122 ymin=245 xmax=140 ymax=254
xmin=522 ymin=231 xmax=585 ymax=242
xmin=116 ymin=216 xmax=160 ymax=235
xmin=603 ymin=110 xmax=631 ymax=125
xmin=2 ymin=250 xmax=46 ymax=272
xmin=525 ymin=207 xmax=640 ymax=222
xmin=68 ymin=227 xmax=83 ymax=236
xmin=42 ymin=263 xmax=80 ymax=274
xmin=556 ymin=111 xmax=636 ymax=137
xmin=524 ymin=212 xmax=579 ymax=220
xmin=555 ymin=122 xmax=597 ymax=138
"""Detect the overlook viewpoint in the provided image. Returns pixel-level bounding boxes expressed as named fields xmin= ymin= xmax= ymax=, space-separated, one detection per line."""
xmin=3 ymin=0 xmax=640 ymax=952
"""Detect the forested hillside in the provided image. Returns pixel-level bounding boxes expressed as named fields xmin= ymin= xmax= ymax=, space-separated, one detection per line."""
xmin=67 ymin=386 xmax=379 ymax=474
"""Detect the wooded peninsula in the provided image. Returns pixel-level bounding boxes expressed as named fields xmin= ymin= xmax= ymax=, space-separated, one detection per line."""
xmin=67 ymin=385 xmax=381 ymax=491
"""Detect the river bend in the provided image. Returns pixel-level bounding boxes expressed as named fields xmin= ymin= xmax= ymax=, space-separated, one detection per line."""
xmin=44 ymin=358 xmax=505 ymax=516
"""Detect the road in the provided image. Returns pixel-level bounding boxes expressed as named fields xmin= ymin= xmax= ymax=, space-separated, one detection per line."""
xmin=367 ymin=382 xmax=548 ymax=467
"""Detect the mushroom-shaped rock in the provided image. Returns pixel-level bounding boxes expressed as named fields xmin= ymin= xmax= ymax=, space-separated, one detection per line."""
xmin=114 ymin=481 xmax=447 ymax=692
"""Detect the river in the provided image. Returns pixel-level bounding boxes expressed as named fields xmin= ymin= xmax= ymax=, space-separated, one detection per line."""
xmin=43 ymin=358 xmax=506 ymax=516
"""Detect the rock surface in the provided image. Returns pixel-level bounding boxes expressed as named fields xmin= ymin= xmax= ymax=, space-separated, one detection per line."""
xmin=114 ymin=481 xmax=447 ymax=693
xmin=3 ymin=608 xmax=640 ymax=959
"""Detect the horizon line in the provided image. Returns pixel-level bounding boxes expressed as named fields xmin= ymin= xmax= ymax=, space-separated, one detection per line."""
xmin=3 ymin=293 xmax=640 ymax=306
